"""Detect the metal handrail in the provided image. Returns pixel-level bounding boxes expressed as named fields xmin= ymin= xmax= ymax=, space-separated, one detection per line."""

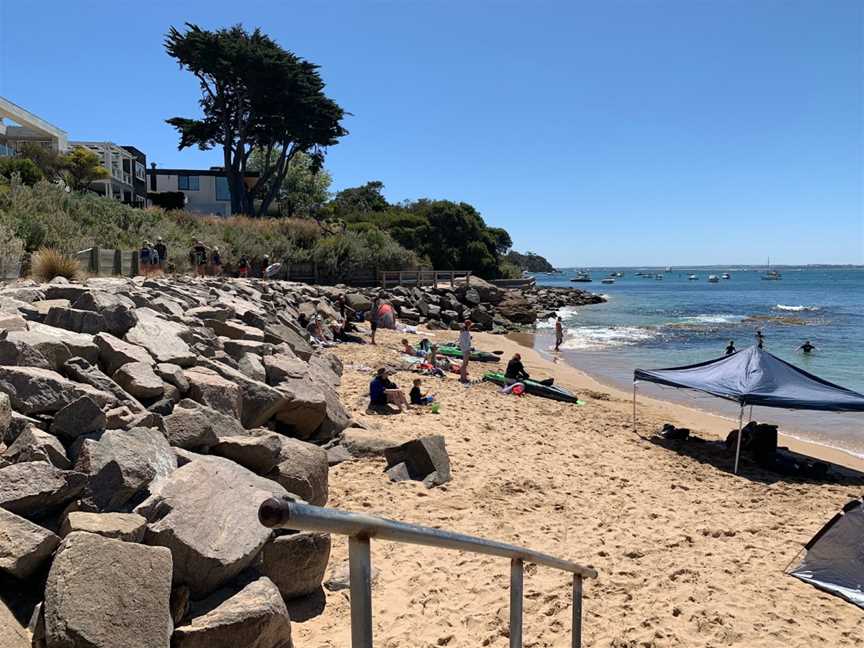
xmin=259 ymin=498 xmax=597 ymax=648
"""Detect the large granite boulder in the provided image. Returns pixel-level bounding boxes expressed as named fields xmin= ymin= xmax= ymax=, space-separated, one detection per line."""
xmin=0 ymin=507 xmax=60 ymax=579
xmin=172 ymin=576 xmax=292 ymax=648
xmin=0 ymin=337 xmax=52 ymax=369
xmin=7 ymin=322 xmax=98 ymax=370
xmin=162 ymin=400 xmax=221 ymax=450
xmin=0 ymin=365 xmax=114 ymax=415
xmin=60 ymin=511 xmax=147 ymax=542
xmin=44 ymin=531 xmax=173 ymax=648
xmin=210 ymin=433 xmax=283 ymax=475
xmin=3 ymin=426 xmax=70 ymax=468
xmin=202 ymin=360 xmax=289 ymax=428
xmin=273 ymin=378 xmax=327 ymax=439
xmin=262 ymin=324 xmax=312 ymax=361
xmin=205 ymin=319 xmax=266 ymax=342
xmin=384 ymin=435 xmax=451 ymax=487
xmin=262 ymin=354 xmax=307 ymax=386
xmin=135 ymin=456 xmax=288 ymax=598
xmin=0 ymin=597 xmax=30 ymax=648
xmin=94 ymin=332 xmax=154 ymax=375
xmin=60 ymin=357 xmax=140 ymax=410
xmin=74 ymin=427 xmax=177 ymax=512
xmin=43 ymin=306 xmax=106 ymax=335
xmin=266 ymin=438 xmax=328 ymax=506
xmin=495 ymin=293 xmax=537 ymax=324
xmin=50 ymin=396 xmax=106 ymax=440
xmin=345 ymin=292 xmax=372 ymax=312
xmin=184 ymin=367 xmax=244 ymax=420
xmin=0 ymin=462 xmax=86 ymax=516
xmin=113 ymin=362 xmax=165 ymax=399
xmin=258 ymin=532 xmax=330 ymax=600
xmin=154 ymin=363 xmax=189 ymax=394
xmin=125 ymin=308 xmax=195 ymax=367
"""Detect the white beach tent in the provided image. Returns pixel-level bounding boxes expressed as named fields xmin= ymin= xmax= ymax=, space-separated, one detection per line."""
xmin=632 ymin=345 xmax=864 ymax=474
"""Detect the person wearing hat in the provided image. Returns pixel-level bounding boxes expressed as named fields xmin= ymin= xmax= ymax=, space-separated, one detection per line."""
xmin=154 ymin=237 xmax=167 ymax=270
xmin=369 ymin=367 xmax=407 ymax=411
xmin=458 ymin=319 xmax=473 ymax=383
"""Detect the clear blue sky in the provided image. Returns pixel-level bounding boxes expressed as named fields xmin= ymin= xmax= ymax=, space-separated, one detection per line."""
xmin=1 ymin=1 xmax=861 ymax=266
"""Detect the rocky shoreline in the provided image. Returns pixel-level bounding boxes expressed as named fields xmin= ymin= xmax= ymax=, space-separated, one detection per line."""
xmin=354 ymin=276 xmax=605 ymax=332
xmin=0 ymin=274 xmax=603 ymax=647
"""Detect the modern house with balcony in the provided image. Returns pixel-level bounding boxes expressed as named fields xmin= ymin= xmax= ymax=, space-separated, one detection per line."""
xmin=71 ymin=141 xmax=148 ymax=206
xmin=0 ymin=96 xmax=68 ymax=156
xmin=147 ymin=165 xmax=259 ymax=217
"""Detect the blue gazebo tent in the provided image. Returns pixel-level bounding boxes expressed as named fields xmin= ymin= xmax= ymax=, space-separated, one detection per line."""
xmin=632 ymin=345 xmax=864 ymax=473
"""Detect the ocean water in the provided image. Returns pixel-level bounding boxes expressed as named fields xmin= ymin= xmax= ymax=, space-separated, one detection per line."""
xmin=530 ymin=266 xmax=864 ymax=457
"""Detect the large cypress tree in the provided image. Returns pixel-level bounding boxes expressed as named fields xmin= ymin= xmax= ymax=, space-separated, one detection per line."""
xmin=165 ymin=24 xmax=347 ymax=216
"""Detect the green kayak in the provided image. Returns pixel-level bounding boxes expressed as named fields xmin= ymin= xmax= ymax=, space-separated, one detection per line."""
xmin=483 ymin=371 xmax=583 ymax=404
xmin=423 ymin=344 xmax=500 ymax=363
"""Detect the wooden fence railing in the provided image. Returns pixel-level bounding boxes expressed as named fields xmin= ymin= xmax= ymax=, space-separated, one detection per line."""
xmin=379 ymin=270 xmax=472 ymax=289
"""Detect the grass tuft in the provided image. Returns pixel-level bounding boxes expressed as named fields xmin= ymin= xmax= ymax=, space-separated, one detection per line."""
xmin=31 ymin=248 xmax=82 ymax=282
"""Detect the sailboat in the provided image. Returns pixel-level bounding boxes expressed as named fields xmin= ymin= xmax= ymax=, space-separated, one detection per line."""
xmin=761 ymin=257 xmax=781 ymax=281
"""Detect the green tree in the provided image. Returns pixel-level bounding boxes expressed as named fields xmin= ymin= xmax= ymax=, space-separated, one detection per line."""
xmin=249 ymin=149 xmax=332 ymax=217
xmin=165 ymin=23 xmax=347 ymax=217
xmin=332 ymin=181 xmax=389 ymax=216
xmin=61 ymin=147 xmax=109 ymax=191
xmin=16 ymin=143 xmax=66 ymax=182
xmin=0 ymin=157 xmax=43 ymax=186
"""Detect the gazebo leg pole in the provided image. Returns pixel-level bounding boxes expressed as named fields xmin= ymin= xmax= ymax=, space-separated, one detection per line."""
xmin=632 ymin=383 xmax=637 ymax=434
xmin=733 ymin=404 xmax=744 ymax=474
xmin=748 ymin=405 xmax=753 ymax=423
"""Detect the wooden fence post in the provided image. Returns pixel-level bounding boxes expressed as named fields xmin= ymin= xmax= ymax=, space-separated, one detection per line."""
xmin=113 ymin=249 xmax=122 ymax=275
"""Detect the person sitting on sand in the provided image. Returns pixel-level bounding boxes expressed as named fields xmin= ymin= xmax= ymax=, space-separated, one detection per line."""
xmin=797 ymin=340 xmax=816 ymax=354
xmin=401 ymin=338 xmax=416 ymax=355
xmin=505 ymin=353 xmax=530 ymax=385
xmin=725 ymin=340 xmax=736 ymax=355
xmin=369 ymin=368 xmax=407 ymax=411
xmin=410 ymin=378 xmax=435 ymax=405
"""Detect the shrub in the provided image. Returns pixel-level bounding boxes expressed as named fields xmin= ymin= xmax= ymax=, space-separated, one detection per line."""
xmin=0 ymin=158 xmax=43 ymax=186
xmin=31 ymin=248 xmax=82 ymax=282
xmin=0 ymin=221 xmax=25 ymax=279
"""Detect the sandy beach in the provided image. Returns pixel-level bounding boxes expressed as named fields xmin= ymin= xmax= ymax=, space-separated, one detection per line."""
xmin=294 ymin=327 xmax=864 ymax=647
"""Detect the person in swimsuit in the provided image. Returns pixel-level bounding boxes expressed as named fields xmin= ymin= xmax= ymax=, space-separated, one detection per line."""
xmin=725 ymin=340 xmax=736 ymax=355
xmin=797 ymin=340 xmax=816 ymax=354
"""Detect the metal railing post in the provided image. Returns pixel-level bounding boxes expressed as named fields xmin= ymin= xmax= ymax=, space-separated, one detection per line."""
xmin=510 ymin=558 xmax=523 ymax=648
xmin=349 ymin=536 xmax=373 ymax=648
xmin=571 ymin=575 xmax=582 ymax=648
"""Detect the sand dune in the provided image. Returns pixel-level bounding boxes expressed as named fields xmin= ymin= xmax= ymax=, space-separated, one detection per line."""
xmin=294 ymin=328 xmax=864 ymax=647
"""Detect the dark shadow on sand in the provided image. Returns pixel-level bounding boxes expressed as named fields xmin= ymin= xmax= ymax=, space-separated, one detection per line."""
xmin=648 ymin=434 xmax=864 ymax=486
xmin=284 ymin=587 xmax=327 ymax=622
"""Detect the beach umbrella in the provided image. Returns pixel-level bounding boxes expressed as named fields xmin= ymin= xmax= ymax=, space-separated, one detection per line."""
xmin=632 ymin=345 xmax=864 ymax=473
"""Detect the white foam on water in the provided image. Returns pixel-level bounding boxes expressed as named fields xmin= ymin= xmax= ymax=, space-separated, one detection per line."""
xmin=677 ymin=313 xmax=746 ymax=325
xmin=774 ymin=304 xmax=821 ymax=312
xmin=559 ymin=326 xmax=656 ymax=350
xmin=536 ymin=306 xmax=579 ymax=329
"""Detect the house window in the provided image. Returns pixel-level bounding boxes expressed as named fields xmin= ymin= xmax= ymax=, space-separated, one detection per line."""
xmin=178 ymin=175 xmax=199 ymax=191
xmin=135 ymin=162 xmax=146 ymax=181
xmin=215 ymin=176 xmax=230 ymax=201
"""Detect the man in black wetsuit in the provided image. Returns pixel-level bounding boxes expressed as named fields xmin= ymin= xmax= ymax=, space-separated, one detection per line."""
xmin=505 ymin=353 xmax=530 ymax=385
xmin=797 ymin=340 xmax=816 ymax=354
xmin=725 ymin=340 xmax=736 ymax=355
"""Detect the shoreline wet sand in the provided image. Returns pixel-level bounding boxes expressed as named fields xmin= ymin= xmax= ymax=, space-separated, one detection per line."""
xmin=293 ymin=326 xmax=864 ymax=647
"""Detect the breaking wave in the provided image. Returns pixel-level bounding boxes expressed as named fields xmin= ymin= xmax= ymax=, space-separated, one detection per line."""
xmin=559 ymin=326 xmax=656 ymax=350
xmin=774 ymin=304 xmax=820 ymax=312
xmin=676 ymin=313 xmax=746 ymax=325
xmin=536 ymin=306 xmax=580 ymax=329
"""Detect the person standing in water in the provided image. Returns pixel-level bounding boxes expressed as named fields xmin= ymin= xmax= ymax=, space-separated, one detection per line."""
xmin=756 ymin=330 xmax=765 ymax=349
xmin=458 ymin=319 xmax=473 ymax=383
xmin=554 ymin=316 xmax=564 ymax=352
xmin=725 ymin=340 xmax=736 ymax=355
xmin=797 ymin=340 xmax=816 ymax=354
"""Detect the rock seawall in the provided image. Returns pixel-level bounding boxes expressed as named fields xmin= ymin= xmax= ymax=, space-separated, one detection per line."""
xmin=0 ymin=275 xmax=364 ymax=647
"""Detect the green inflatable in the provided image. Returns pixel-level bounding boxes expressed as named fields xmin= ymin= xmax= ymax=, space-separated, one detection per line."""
xmin=423 ymin=343 xmax=500 ymax=363
xmin=483 ymin=371 xmax=584 ymax=404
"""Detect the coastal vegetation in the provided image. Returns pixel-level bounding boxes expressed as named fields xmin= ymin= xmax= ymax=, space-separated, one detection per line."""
xmin=504 ymin=250 xmax=556 ymax=273
xmin=0 ymin=23 xmax=539 ymax=280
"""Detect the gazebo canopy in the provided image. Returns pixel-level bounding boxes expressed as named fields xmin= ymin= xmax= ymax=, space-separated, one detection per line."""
xmin=634 ymin=345 xmax=864 ymax=412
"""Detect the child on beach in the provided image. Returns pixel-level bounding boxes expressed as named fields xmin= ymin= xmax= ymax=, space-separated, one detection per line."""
xmin=555 ymin=316 xmax=564 ymax=351
xmin=410 ymin=378 xmax=435 ymax=405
